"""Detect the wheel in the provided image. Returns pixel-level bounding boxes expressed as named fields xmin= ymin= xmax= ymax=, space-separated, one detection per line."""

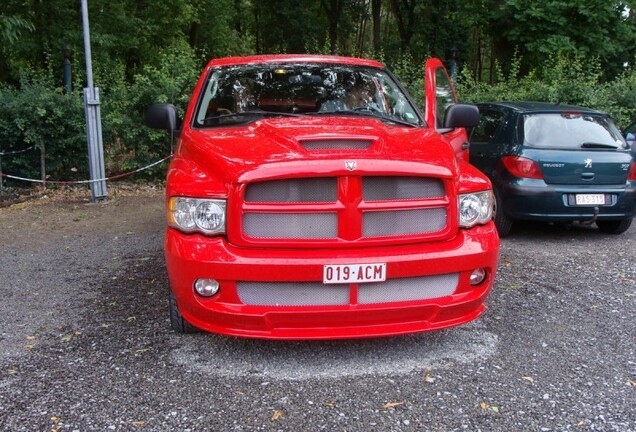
xmin=493 ymin=186 xmax=514 ymax=237
xmin=596 ymin=218 xmax=632 ymax=234
xmin=169 ymin=290 xmax=199 ymax=333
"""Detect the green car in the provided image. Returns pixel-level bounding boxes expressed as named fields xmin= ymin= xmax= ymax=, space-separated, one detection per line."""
xmin=469 ymin=102 xmax=636 ymax=236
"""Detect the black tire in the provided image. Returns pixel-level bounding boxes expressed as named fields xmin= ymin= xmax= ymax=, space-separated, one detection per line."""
xmin=596 ymin=218 xmax=632 ymax=234
xmin=169 ymin=291 xmax=199 ymax=334
xmin=493 ymin=186 xmax=514 ymax=237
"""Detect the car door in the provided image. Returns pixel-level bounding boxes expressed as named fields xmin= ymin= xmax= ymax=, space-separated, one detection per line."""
xmin=469 ymin=108 xmax=507 ymax=177
xmin=424 ymin=58 xmax=469 ymax=161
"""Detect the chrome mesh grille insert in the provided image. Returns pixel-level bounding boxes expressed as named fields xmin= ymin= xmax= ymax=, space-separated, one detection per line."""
xmin=237 ymin=274 xmax=459 ymax=306
xmin=237 ymin=282 xmax=349 ymax=306
xmin=358 ymin=273 xmax=459 ymax=304
xmin=300 ymin=139 xmax=372 ymax=150
xmin=245 ymin=178 xmax=337 ymax=203
xmin=243 ymin=213 xmax=338 ymax=239
xmin=363 ymin=176 xmax=445 ymax=201
xmin=363 ymin=208 xmax=447 ymax=237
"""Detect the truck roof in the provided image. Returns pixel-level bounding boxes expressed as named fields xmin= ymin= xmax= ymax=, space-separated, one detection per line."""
xmin=205 ymin=54 xmax=386 ymax=69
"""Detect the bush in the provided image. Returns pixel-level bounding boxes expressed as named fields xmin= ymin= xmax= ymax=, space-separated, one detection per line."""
xmin=0 ymin=42 xmax=201 ymax=186
xmin=455 ymin=53 xmax=636 ymax=129
xmin=0 ymin=74 xmax=86 ymax=183
xmin=100 ymin=40 xmax=200 ymax=178
xmin=1 ymin=51 xmax=634 ymax=189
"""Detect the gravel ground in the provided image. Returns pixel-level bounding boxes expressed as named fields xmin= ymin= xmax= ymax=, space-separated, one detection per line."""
xmin=0 ymin=187 xmax=634 ymax=431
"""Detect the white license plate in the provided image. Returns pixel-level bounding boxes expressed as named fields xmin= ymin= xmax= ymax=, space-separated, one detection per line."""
xmin=575 ymin=194 xmax=605 ymax=205
xmin=323 ymin=263 xmax=386 ymax=284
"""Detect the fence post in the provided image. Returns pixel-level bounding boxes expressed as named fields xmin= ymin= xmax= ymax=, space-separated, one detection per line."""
xmin=39 ymin=142 xmax=46 ymax=187
xmin=0 ymin=150 xmax=3 ymax=193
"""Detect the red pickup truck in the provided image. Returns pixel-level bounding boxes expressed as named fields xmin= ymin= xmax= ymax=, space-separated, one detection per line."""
xmin=145 ymin=55 xmax=500 ymax=339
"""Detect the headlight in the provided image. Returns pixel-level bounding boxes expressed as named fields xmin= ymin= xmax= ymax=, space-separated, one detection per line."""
xmin=459 ymin=191 xmax=494 ymax=228
xmin=167 ymin=197 xmax=226 ymax=235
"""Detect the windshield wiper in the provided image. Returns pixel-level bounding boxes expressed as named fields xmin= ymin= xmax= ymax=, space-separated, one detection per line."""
xmin=308 ymin=109 xmax=418 ymax=128
xmin=580 ymin=142 xmax=620 ymax=149
xmin=203 ymin=110 xmax=305 ymax=124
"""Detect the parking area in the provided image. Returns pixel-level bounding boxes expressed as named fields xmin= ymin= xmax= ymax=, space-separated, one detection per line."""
xmin=0 ymin=188 xmax=634 ymax=431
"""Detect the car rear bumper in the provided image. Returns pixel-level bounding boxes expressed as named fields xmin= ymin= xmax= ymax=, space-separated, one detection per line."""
xmin=498 ymin=179 xmax=636 ymax=222
xmin=165 ymin=224 xmax=500 ymax=340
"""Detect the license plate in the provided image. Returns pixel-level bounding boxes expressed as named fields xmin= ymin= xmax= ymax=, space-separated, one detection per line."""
xmin=323 ymin=263 xmax=386 ymax=284
xmin=575 ymin=194 xmax=605 ymax=205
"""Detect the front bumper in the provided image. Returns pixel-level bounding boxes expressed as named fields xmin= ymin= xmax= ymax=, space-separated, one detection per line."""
xmin=165 ymin=223 xmax=500 ymax=339
xmin=498 ymin=178 xmax=636 ymax=222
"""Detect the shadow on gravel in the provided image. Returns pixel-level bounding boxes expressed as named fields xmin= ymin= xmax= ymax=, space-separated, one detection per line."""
xmin=71 ymin=253 xmax=499 ymax=382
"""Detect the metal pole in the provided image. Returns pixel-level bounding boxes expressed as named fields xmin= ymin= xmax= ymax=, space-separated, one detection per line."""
xmin=81 ymin=0 xmax=107 ymax=201
xmin=82 ymin=0 xmax=94 ymax=89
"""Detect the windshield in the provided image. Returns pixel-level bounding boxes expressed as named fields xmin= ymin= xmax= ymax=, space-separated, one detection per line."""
xmin=193 ymin=63 xmax=421 ymax=127
xmin=522 ymin=113 xmax=627 ymax=150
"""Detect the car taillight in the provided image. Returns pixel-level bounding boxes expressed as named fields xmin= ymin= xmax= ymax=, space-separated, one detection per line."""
xmin=501 ymin=156 xmax=543 ymax=179
xmin=628 ymin=162 xmax=636 ymax=181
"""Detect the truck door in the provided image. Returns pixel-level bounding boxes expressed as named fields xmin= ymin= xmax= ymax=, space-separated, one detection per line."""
xmin=424 ymin=58 xmax=470 ymax=161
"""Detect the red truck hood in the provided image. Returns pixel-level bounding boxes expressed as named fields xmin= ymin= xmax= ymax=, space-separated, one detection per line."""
xmin=169 ymin=117 xmax=459 ymax=195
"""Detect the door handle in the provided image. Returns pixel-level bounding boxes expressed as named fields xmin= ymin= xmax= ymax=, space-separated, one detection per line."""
xmin=461 ymin=142 xmax=470 ymax=150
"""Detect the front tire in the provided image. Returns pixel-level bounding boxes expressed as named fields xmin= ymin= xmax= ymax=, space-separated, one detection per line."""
xmin=169 ymin=291 xmax=199 ymax=334
xmin=596 ymin=218 xmax=632 ymax=234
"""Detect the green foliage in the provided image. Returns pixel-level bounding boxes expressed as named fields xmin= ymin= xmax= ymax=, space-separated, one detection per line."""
xmin=99 ymin=41 xmax=200 ymax=177
xmin=385 ymin=51 xmax=425 ymax=110
xmin=1 ymin=0 xmax=635 ymax=186
xmin=455 ymin=54 xmax=636 ymax=128
xmin=0 ymin=14 xmax=34 ymax=44
xmin=0 ymin=74 xmax=86 ymax=182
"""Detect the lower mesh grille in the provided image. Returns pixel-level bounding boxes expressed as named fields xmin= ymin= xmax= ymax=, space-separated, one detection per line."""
xmin=358 ymin=273 xmax=458 ymax=304
xmin=237 ymin=282 xmax=349 ymax=306
xmin=237 ymin=273 xmax=458 ymax=306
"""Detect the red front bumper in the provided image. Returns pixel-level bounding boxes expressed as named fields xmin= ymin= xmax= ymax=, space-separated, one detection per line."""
xmin=165 ymin=223 xmax=500 ymax=339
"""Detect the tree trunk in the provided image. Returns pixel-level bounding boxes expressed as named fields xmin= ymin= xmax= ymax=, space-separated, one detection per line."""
xmin=372 ymin=0 xmax=381 ymax=53
xmin=322 ymin=0 xmax=343 ymax=54
xmin=390 ymin=0 xmax=415 ymax=50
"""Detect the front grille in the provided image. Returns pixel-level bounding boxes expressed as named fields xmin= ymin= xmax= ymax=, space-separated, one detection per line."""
xmin=237 ymin=273 xmax=459 ymax=306
xmin=240 ymin=175 xmax=450 ymax=244
xmin=245 ymin=178 xmax=337 ymax=203
xmin=363 ymin=208 xmax=447 ymax=237
xmin=363 ymin=176 xmax=444 ymax=200
xmin=243 ymin=213 xmax=338 ymax=239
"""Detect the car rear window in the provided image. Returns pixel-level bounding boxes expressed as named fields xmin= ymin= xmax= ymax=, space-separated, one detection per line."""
xmin=523 ymin=113 xmax=627 ymax=150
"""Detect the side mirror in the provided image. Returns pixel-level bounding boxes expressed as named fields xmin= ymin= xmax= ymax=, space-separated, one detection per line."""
xmin=145 ymin=104 xmax=180 ymax=133
xmin=444 ymin=104 xmax=480 ymax=129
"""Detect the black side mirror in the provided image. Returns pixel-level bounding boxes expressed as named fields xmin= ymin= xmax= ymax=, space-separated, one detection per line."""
xmin=444 ymin=104 xmax=480 ymax=129
xmin=145 ymin=104 xmax=180 ymax=133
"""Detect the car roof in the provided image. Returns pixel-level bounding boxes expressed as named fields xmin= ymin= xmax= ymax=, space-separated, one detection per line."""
xmin=476 ymin=101 xmax=604 ymax=115
xmin=205 ymin=54 xmax=386 ymax=69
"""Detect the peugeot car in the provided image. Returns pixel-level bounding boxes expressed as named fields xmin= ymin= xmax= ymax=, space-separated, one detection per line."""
xmin=470 ymin=102 xmax=635 ymax=236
